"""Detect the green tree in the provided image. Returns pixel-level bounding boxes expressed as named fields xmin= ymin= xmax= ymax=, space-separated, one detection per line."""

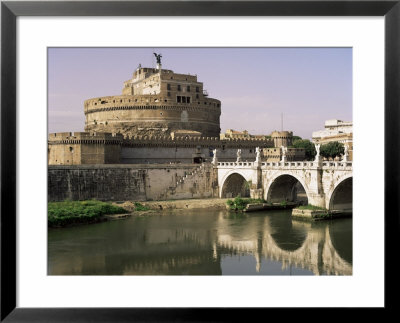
xmin=292 ymin=135 xmax=302 ymax=142
xmin=292 ymin=139 xmax=316 ymax=160
xmin=320 ymin=141 xmax=345 ymax=160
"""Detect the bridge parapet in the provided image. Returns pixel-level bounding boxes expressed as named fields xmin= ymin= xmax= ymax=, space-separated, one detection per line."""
xmin=261 ymin=161 xmax=316 ymax=169
xmin=322 ymin=161 xmax=352 ymax=170
xmin=217 ymin=160 xmax=352 ymax=171
xmin=217 ymin=161 xmax=255 ymax=168
xmin=260 ymin=161 xmax=352 ymax=171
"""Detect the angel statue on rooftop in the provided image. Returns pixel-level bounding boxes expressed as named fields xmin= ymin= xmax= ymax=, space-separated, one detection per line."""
xmin=153 ymin=53 xmax=162 ymax=65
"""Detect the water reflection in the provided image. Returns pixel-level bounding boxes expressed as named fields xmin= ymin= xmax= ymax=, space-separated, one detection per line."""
xmin=48 ymin=209 xmax=352 ymax=275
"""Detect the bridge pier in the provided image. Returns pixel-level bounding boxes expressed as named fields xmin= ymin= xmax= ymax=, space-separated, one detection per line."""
xmin=307 ymin=193 xmax=326 ymax=208
xmin=250 ymin=164 xmax=264 ymax=199
xmin=303 ymin=165 xmax=326 ymax=208
xmin=250 ymin=188 xmax=264 ymax=199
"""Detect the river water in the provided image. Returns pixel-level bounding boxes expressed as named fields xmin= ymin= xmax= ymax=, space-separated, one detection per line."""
xmin=48 ymin=209 xmax=352 ymax=275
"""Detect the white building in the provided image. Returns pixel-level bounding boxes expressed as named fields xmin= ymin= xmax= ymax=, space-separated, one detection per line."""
xmin=312 ymin=119 xmax=353 ymax=160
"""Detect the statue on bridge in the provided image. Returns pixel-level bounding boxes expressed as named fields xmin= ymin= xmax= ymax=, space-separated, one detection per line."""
xmin=281 ymin=146 xmax=287 ymax=162
xmin=315 ymin=143 xmax=320 ymax=156
xmin=212 ymin=149 xmax=218 ymax=165
xmin=255 ymin=147 xmax=261 ymax=164
xmin=314 ymin=143 xmax=321 ymax=163
xmin=343 ymin=145 xmax=349 ymax=162
xmin=236 ymin=149 xmax=242 ymax=162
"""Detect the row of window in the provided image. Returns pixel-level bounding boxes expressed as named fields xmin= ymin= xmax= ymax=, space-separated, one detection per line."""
xmin=169 ymin=93 xmax=200 ymax=99
xmin=177 ymin=96 xmax=191 ymax=103
xmin=167 ymin=84 xmax=200 ymax=93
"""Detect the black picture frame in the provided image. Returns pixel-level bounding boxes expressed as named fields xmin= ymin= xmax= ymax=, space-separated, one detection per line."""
xmin=1 ymin=0 xmax=398 ymax=321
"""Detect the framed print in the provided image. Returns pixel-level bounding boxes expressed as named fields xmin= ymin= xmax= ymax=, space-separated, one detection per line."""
xmin=1 ymin=0 xmax=399 ymax=321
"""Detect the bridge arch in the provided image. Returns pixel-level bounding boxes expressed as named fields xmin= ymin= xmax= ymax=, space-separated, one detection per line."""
xmin=265 ymin=173 xmax=310 ymax=204
xmin=327 ymin=175 xmax=353 ymax=211
xmin=220 ymin=171 xmax=250 ymax=198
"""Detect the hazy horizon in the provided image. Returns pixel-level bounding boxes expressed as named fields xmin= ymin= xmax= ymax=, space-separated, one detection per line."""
xmin=48 ymin=47 xmax=352 ymax=139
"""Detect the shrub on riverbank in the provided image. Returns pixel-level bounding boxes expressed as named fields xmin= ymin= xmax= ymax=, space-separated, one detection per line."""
xmin=226 ymin=197 xmax=266 ymax=211
xmin=48 ymin=200 xmax=128 ymax=227
xmin=134 ymin=202 xmax=150 ymax=211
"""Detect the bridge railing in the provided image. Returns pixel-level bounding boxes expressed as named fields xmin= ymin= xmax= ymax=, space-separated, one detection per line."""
xmin=261 ymin=161 xmax=316 ymax=168
xmin=217 ymin=160 xmax=352 ymax=170
xmin=261 ymin=161 xmax=352 ymax=169
xmin=322 ymin=161 xmax=352 ymax=168
xmin=217 ymin=161 xmax=255 ymax=168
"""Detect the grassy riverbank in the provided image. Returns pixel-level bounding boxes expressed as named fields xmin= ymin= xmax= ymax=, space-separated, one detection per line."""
xmin=48 ymin=200 xmax=128 ymax=227
xmin=226 ymin=197 xmax=266 ymax=211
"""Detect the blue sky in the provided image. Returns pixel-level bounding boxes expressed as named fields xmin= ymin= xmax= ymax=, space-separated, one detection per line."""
xmin=48 ymin=47 xmax=352 ymax=139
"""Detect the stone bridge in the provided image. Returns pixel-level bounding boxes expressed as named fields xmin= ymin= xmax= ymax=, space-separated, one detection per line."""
xmin=217 ymin=160 xmax=353 ymax=210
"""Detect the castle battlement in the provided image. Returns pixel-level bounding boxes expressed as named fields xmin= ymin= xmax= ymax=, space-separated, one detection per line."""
xmin=49 ymin=131 xmax=276 ymax=148
xmin=84 ymin=95 xmax=220 ymax=111
xmin=48 ymin=132 xmax=123 ymax=145
xmin=121 ymin=133 xmax=274 ymax=149
xmin=270 ymin=131 xmax=293 ymax=138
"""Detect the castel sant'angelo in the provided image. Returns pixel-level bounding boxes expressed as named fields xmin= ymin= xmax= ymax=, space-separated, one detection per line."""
xmin=48 ymin=54 xmax=297 ymax=165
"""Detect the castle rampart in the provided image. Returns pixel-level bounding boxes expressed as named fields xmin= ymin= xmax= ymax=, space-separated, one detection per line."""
xmin=48 ymin=132 xmax=123 ymax=165
xmin=84 ymin=96 xmax=221 ymax=137
xmin=48 ymin=131 xmax=276 ymax=165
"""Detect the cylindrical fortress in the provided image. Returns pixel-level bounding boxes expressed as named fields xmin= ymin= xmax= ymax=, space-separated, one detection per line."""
xmin=84 ymin=67 xmax=221 ymax=138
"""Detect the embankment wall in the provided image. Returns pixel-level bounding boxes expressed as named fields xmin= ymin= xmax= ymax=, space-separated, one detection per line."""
xmin=48 ymin=164 xmax=214 ymax=202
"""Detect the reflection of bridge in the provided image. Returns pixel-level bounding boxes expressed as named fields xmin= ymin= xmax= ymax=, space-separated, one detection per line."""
xmin=214 ymin=214 xmax=352 ymax=275
xmin=217 ymin=160 xmax=353 ymax=210
xmin=107 ymin=212 xmax=352 ymax=276
xmin=49 ymin=211 xmax=352 ymax=275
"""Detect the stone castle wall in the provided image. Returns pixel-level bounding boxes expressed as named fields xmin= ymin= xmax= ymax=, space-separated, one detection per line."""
xmin=120 ymin=136 xmax=275 ymax=164
xmin=48 ymin=132 xmax=123 ymax=165
xmin=48 ymin=132 xmax=276 ymax=165
xmin=48 ymin=144 xmax=122 ymax=165
xmin=48 ymin=164 xmax=214 ymax=202
xmin=84 ymin=95 xmax=221 ymax=137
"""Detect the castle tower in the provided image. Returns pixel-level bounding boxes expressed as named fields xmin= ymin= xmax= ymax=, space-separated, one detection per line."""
xmin=271 ymin=131 xmax=293 ymax=147
xmin=84 ymin=60 xmax=221 ymax=138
